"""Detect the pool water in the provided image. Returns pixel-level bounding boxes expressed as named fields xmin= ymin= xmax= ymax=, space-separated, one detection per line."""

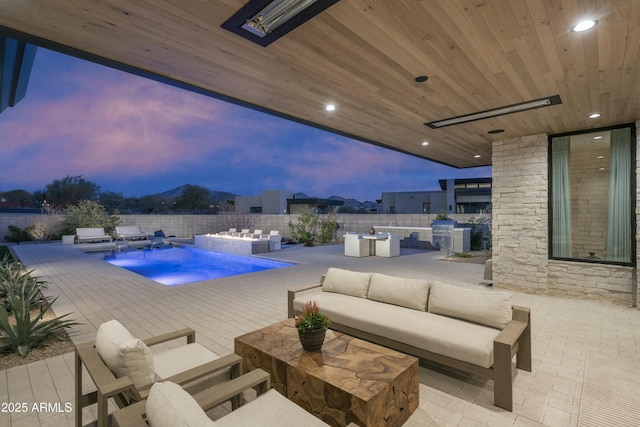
xmin=95 ymin=246 xmax=293 ymax=286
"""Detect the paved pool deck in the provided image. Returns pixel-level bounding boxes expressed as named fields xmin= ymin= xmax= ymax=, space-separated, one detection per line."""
xmin=2 ymin=242 xmax=639 ymax=426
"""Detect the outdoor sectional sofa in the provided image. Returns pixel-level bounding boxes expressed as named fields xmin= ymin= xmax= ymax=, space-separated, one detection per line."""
xmin=288 ymin=267 xmax=531 ymax=411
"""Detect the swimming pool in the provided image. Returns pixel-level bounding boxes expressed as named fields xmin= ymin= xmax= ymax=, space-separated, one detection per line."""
xmin=94 ymin=246 xmax=293 ymax=286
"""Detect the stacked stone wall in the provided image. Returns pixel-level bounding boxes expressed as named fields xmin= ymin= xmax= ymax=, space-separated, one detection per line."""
xmin=492 ymin=122 xmax=639 ymax=306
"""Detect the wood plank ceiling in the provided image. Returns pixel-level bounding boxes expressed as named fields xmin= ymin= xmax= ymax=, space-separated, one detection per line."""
xmin=0 ymin=0 xmax=638 ymax=168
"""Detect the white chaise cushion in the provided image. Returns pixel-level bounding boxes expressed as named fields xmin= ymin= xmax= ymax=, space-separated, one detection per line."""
xmin=368 ymin=273 xmax=430 ymax=311
xmin=95 ymin=320 xmax=155 ymax=389
xmin=322 ymin=268 xmax=371 ymax=298
xmin=153 ymin=343 xmax=220 ymax=380
xmin=146 ymin=381 xmax=216 ymax=427
xmin=215 ymin=389 xmax=329 ymax=427
xmin=428 ymin=282 xmax=512 ymax=330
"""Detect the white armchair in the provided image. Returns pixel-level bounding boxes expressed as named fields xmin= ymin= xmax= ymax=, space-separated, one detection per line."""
xmin=344 ymin=233 xmax=369 ymax=257
xmin=375 ymin=233 xmax=400 ymax=257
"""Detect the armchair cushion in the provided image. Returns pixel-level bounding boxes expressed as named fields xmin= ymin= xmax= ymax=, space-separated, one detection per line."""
xmin=322 ymin=268 xmax=371 ymax=298
xmin=95 ymin=320 xmax=155 ymax=389
xmin=428 ymin=282 xmax=512 ymax=330
xmin=146 ymin=381 xmax=216 ymax=427
xmin=368 ymin=273 xmax=430 ymax=311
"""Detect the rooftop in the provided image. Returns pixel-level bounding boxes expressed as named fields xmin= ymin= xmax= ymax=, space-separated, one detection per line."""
xmin=2 ymin=242 xmax=639 ymax=426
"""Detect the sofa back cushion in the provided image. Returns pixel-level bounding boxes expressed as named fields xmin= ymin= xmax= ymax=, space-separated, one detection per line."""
xmin=428 ymin=282 xmax=512 ymax=329
xmin=322 ymin=268 xmax=371 ymax=298
xmin=95 ymin=319 xmax=156 ymax=389
xmin=368 ymin=273 xmax=430 ymax=311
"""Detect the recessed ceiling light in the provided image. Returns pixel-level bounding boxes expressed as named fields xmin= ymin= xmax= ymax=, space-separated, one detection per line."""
xmin=589 ymin=113 xmax=601 ymax=118
xmin=599 ymin=167 xmax=605 ymax=171
xmin=421 ymin=141 xmax=429 ymax=146
xmin=415 ymin=76 xmax=429 ymax=83
xmin=572 ymin=20 xmax=598 ymax=32
xmin=474 ymin=155 xmax=481 ymax=158
xmin=593 ymin=136 xmax=603 ymax=139
xmin=597 ymin=155 xmax=604 ymax=159
xmin=325 ymin=104 xmax=336 ymax=111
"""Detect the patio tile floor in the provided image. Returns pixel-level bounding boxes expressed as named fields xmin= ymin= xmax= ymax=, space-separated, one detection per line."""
xmin=1 ymin=242 xmax=639 ymax=426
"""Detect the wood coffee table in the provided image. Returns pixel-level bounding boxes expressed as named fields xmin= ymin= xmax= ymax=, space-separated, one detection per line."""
xmin=234 ymin=319 xmax=419 ymax=427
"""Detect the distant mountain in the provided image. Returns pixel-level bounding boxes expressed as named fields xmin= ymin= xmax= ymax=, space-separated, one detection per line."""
xmin=156 ymin=187 xmax=378 ymax=209
xmin=156 ymin=185 xmax=237 ymax=202
xmin=328 ymin=196 xmax=378 ymax=211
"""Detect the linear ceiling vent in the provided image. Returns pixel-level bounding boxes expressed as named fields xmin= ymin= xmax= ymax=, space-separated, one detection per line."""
xmin=425 ymin=95 xmax=562 ymax=129
xmin=222 ymin=0 xmax=339 ymax=47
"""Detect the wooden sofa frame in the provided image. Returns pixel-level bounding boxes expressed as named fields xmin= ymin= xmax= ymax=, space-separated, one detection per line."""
xmin=288 ymin=283 xmax=531 ymax=411
xmin=75 ymin=327 xmax=242 ymax=427
xmin=112 ymin=369 xmax=271 ymax=427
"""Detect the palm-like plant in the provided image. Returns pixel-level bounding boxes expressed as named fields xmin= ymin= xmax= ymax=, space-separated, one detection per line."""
xmin=0 ymin=256 xmax=78 ymax=356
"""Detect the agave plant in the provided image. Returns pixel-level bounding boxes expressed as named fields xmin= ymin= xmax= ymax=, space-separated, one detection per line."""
xmin=0 ymin=256 xmax=78 ymax=356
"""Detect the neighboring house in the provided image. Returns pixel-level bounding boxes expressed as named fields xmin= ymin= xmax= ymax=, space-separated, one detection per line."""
xmin=381 ymin=178 xmax=491 ymax=215
xmin=287 ymin=197 xmax=344 ymax=214
xmin=235 ymin=190 xmax=293 ymax=214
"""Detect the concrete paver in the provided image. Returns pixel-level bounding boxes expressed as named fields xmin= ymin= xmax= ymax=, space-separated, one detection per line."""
xmin=1 ymin=242 xmax=638 ymax=426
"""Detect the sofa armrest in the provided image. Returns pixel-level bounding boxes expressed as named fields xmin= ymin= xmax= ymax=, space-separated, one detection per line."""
xmin=142 ymin=328 xmax=195 ymax=346
xmin=492 ymin=307 xmax=532 ymax=411
xmin=287 ymin=284 xmax=322 ymax=318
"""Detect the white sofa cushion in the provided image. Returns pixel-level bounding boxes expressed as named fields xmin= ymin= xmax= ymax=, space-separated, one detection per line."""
xmin=368 ymin=273 xmax=430 ymax=311
xmin=428 ymin=282 xmax=512 ymax=330
xmin=293 ymin=292 xmax=500 ymax=368
xmin=322 ymin=268 xmax=371 ymax=298
xmin=146 ymin=381 xmax=216 ymax=427
xmin=95 ymin=320 xmax=155 ymax=389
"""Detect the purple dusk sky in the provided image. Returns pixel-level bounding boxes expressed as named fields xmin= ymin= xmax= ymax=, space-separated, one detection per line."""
xmin=0 ymin=48 xmax=491 ymax=202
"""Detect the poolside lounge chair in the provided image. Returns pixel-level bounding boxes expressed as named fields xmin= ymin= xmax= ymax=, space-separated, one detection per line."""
xmin=75 ymin=319 xmax=240 ymax=427
xmin=76 ymin=227 xmax=113 ymax=243
xmin=112 ymin=374 xmax=333 ymax=427
xmin=115 ymin=225 xmax=148 ymax=241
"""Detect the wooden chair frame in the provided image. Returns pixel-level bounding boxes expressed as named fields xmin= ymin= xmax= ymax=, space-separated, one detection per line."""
xmin=111 ymin=369 xmax=271 ymax=427
xmin=75 ymin=327 xmax=242 ymax=427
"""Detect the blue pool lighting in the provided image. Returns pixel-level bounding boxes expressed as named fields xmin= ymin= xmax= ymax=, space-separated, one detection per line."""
xmin=96 ymin=246 xmax=293 ymax=286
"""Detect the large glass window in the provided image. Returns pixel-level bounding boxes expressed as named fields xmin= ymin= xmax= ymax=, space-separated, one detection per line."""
xmin=549 ymin=125 xmax=635 ymax=265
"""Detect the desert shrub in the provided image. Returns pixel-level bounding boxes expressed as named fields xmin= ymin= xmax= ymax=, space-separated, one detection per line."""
xmin=0 ymin=256 xmax=78 ymax=356
xmin=4 ymin=225 xmax=31 ymax=244
xmin=62 ymin=200 xmax=120 ymax=235
xmin=289 ymin=209 xmax=318 ymax=246
xmin=289 ymin=209 xmax=339 ymax=245
xmin=27 ymin=212 xmax=63 ymax=243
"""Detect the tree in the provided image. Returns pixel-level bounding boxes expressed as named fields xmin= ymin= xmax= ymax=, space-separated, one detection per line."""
xmin=46 ymin=175 xmax=100 ymax=207
xmin=99 ymin=192 xmax=126 ymax=213
xmin=175 ymin=185 xmax=210 ymax=213
xmin=0 ymin=190 xmax=33 ymax=205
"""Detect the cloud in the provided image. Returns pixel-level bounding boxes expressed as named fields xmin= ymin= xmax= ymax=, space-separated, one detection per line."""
xmin=0 ymin=48 xmax=491 ymax=201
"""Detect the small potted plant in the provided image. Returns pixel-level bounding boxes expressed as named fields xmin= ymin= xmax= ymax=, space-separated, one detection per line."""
xmin=295 ymin=300 xmax=330 ymax=351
